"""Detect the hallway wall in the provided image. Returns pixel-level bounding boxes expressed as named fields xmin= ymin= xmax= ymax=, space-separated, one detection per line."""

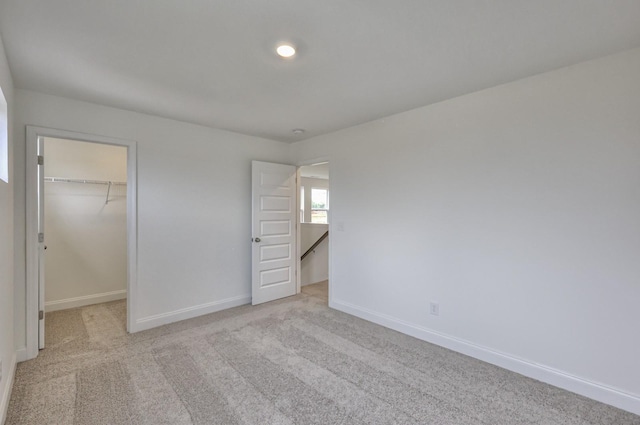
xmin=300 ymin=223 xmax=328 ymax=286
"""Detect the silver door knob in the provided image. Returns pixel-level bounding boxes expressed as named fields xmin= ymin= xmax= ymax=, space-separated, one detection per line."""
xmin=254 ymin=237 xmax=261 ymax=243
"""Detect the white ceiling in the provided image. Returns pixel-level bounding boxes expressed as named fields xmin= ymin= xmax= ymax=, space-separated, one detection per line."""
xmin=1 ymin=1 xmax=639 ymax=143
xmin=300 ymin=163 xmax=329 ymax=180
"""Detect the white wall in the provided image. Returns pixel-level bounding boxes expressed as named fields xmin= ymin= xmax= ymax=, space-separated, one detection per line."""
xmin=301 ymin=223 xmax=329 ymax=286
xmin=0 ymin=33 xmax=15 ymax=425
xmin=291 ymin=48 xmax=640 ymax=414
xmin=44 ymin=138 xmax=127 ymax=311
xmin=13 ymin=90 xmax=291 ymax=348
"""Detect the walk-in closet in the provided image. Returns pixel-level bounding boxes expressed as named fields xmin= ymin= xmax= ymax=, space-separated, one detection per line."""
xmin=43 ymin=137 xmax=127 ymax=315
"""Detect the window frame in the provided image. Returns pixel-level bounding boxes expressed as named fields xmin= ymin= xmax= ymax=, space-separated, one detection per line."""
xmin=310 ymin=187 xmax=329 ymax=224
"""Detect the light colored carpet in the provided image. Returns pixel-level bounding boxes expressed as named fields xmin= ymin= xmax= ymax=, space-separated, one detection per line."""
xmin=301 ymin=280 xmax=328 ymax=302
xmin=7 ymin=291 xmax=639 ymax=425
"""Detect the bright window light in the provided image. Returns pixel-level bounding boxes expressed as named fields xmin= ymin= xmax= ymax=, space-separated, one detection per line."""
xmin=0 ymin=87 xmax=7 ymax=183
xmin=311 ymin=188 xmax=329 ymax=224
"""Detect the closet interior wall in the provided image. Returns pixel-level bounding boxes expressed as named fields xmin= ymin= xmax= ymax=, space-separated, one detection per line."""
xmin=43 ymin=137 xmax=127 ymax=311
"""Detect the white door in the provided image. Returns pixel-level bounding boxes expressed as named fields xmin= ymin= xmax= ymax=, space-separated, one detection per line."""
xmin=37 ymin=136 xmax=45 ymax=349
xmin=252 ymin=161 xmax=297 ymax=305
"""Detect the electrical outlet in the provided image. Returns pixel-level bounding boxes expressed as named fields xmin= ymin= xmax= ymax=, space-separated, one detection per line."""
xmin=429 ymin=302 xmax=440 ymax=316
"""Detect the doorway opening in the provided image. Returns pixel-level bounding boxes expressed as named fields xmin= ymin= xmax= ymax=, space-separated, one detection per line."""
xmin=250 ymin=159 xmax=330 ymax=306
xmin=26 ymin=126 xmax=137 ymax=360
xmin=298 ymin=162 xmax=330 ymax=304
xmin=43 ymin=138 xmax=128 ymax=345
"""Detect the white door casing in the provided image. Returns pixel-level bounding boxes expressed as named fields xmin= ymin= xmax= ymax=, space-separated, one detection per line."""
xmin=37 ymin=136 xmax=45 ymax=349
xmin=251 ymin=161 xmax=297 ymax=305
xmin=25 ymin=126 xmax=138 ymax=360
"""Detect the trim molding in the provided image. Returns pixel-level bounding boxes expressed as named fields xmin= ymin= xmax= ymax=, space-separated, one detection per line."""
xmin=0 ymin=352 xmax=17 ymax=425
xmin=330 ymin=299 xmax=640 ymax=416
xmin=45 ymin=290 xmax=127 ymax=312
xmin=15 ymin=348 xmax=27 ymax=363
xmin=133 ymin=295 xmax=251 ymax=332
xmin=25 ymin=126 xmax=138 ymax=360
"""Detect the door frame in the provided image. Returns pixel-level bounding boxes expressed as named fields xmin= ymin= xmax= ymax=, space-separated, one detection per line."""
xmin=25 ymin=126 xmax=138 ymax=359
xmin=296 ymin=156 xmax=331 ymax=301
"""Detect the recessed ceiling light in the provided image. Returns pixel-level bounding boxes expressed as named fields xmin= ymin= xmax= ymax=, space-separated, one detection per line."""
xmin=276 ymin=44 xmax=296 ymax=58
xmin=292 ymin=128 xmax=305 ymax=135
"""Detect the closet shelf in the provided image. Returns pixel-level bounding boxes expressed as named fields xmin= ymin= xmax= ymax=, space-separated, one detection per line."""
xmin=44 ymin=177 xmax=127 ymax=204
xmin=44 ymin=177 xmax=126 ymax=186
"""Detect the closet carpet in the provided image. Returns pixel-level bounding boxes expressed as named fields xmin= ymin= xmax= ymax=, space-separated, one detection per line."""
xmin=7 ymin=285 xmax=639 ymax=425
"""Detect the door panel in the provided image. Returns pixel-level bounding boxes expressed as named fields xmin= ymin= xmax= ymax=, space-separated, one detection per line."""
xmin=252 ymin=161 xmax=297 ymax=305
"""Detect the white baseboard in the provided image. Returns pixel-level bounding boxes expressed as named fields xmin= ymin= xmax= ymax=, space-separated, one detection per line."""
xmin=133 ymin=295 xmax=251 ymax=332
xmin=45 ymin=290 xmax=127 ymax=312
xmin=302 ymin=279 xmax=329 ymax=287
xmin=0 ymin=352 xmax=17 ymax=425
xmin=15 ymin=348 xmax=27 ymax=363
xmin=330 ymin=299 xmax=640 ymax=416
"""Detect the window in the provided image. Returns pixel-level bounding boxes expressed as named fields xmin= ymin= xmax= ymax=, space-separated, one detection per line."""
xmin=311 ymin=188 xmax=329 ymax=224
xmin=0 ymin=87 xmax=7 ymax=183
xmin=300 ymin=186 xmax=305 ymax=222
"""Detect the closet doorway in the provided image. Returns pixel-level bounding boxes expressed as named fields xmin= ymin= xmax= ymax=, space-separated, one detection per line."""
xmin=45 ymin=137 xmax=127 ymax=310
xmin=26 ymin=127 xmax=138 ymax=359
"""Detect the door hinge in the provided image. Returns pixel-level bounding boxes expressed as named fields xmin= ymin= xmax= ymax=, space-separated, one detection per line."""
xmin=38 ymin=233 xmax=44 ymax=243
xmin=37 ymin=155 xmax=44 ymax=165
xmin=39 ymin=310 xmax=44 ymax=320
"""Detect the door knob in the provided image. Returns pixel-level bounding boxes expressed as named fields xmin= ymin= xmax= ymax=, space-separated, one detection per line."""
xmin=254 ymin=237 xmax=261 ymax=243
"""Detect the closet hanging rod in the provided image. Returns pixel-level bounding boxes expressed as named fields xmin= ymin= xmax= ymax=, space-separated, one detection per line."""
xmin=44 ymin=177 xmax=127 ymax=186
